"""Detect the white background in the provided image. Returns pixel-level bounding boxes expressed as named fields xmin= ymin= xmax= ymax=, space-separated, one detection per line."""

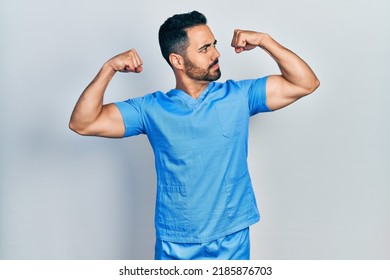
xmin=1 ymin=0 xmax=389 ymax=259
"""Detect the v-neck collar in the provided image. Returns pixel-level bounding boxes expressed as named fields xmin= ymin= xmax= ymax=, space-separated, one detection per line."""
xmin=168 ymin=82 xmax=215 ymax=109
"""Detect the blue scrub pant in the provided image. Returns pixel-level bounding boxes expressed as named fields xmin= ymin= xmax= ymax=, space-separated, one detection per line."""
xmin=155 ymin=227 xmax=250 ymax=260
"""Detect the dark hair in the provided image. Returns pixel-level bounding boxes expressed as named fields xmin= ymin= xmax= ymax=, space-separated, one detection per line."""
xmin=158 ymin=11 xmax=207 ymax=66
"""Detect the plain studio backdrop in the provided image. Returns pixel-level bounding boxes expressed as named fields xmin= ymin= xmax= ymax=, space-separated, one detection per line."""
xmin=0 ymin=0 xmax=389 ymax=259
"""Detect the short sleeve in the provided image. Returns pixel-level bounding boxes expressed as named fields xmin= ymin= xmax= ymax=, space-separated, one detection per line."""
xmin=237 ymin=76 xmax=271 ymax=116
xmin=114 ymin=97 xmax=145 ymax=137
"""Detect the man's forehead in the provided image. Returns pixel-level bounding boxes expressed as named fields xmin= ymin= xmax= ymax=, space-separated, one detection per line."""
xmin=186 ymin=25 xmax=215 ymax=47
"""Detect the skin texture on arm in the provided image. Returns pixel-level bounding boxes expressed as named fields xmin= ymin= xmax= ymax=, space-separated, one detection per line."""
xmin=231 ymin=30 xmax=320 ymax=110
xmin=69 ymin=49 xmax=143 ymax=137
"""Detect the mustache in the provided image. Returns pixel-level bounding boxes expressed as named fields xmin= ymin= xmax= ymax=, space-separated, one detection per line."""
xmin=209 ymin=59 xmax=219 ymax=69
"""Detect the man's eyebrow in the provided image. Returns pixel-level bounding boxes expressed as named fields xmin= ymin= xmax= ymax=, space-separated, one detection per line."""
xmin=198 ymin=39 xmax=217 ymax=51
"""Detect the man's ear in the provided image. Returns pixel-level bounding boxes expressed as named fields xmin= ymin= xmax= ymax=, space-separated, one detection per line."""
xmin=169 ymin=53 xmax=185 ymax=70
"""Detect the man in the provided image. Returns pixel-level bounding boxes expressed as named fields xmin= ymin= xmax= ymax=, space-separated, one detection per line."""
xmin=69 ymin=11 xmax=319 ymax=260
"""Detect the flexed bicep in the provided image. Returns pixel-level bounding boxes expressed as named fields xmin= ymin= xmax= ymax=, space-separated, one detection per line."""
xmin=81 ymin=103 xmax=125 ymax=138
xmin=265 ymin=75 xmax=311 ymax=111
xmin=69 ymin=48 xmax=144 ymax=138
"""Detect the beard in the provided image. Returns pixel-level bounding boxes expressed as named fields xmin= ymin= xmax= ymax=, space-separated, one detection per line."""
xmin=183 ymin=57 xmax=221 ymax=82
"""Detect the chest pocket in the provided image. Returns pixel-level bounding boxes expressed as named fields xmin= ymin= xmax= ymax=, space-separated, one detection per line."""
xmin=214 ymin=100 xmax=245 ymax=138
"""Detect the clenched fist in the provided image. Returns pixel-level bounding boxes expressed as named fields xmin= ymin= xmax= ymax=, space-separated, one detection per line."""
xmin=107 ymin=49 xmax=143 ymax=73
xmin=231 ymin=29 xmax=268 ymax=54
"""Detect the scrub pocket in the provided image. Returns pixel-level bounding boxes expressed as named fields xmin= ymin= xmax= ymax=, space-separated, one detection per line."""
xmin=156 ymin=184 xmax=190 ymax=233
xmin=225 ymin=169 xmax=256 ymax=219
xmin=214 ymin=100 xmax=244 ymax=138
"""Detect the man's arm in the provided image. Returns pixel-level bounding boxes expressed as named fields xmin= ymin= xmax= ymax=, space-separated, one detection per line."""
xmin=69 ymin=49 xmax=143 ymax=137
xmin=231 ymin=30 xmax=320 ymax=110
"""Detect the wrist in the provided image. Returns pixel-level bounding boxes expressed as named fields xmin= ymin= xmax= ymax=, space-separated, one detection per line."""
xmin=102 ymin=60 xmax=118 ymax=75
xmin=257 ymin=33 xmax=272 ymax=48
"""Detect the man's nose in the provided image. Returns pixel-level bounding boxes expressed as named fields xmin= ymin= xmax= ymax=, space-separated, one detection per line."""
xmin=212 ymin=47 xmax=220 ymax=60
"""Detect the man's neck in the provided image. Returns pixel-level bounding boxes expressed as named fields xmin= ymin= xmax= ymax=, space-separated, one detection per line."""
xmin=175 ymin=78 xmax=210 ymax=99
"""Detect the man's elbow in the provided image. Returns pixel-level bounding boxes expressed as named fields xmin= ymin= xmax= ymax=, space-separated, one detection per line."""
xmin=68 ymin=121 xmax=90 ymax=136
xmin=310 ymin=76 xmax=320 ymax=92
xmin=303 ymin=77 xmax=320 ymax=96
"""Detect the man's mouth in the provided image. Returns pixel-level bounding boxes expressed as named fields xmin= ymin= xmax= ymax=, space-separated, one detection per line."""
xmin=209 ymin=59 xmax=219 ymax=70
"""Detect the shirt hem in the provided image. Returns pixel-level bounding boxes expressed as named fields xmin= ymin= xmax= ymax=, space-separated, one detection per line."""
xmin=155 ymin=215 xmax=260 ymax=244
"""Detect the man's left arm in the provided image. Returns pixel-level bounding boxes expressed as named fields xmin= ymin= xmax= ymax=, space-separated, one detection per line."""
xmin=231 ymin=29 xmax=320 ymax=111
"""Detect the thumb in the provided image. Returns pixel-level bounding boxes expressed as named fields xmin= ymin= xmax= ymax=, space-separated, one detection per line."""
xmin=234 ymin=47 xmax=245 ymax=54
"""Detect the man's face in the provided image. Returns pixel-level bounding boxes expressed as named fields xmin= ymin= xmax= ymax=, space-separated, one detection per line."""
xmin=183 ymin=25 xmax=221 ymax=82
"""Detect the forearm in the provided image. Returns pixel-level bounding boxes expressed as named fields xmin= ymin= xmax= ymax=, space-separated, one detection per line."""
xmin=258 ymin=34 xmax=319 ymax=92
xmin=69 ymin=62 xmax=116 ymax=133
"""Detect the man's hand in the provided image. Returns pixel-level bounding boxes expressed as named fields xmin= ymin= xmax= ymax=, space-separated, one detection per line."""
xmin=107 ymin=49 xmax=143 ymax=73
xmin=231 ymin=29 xmax=268 ymax=53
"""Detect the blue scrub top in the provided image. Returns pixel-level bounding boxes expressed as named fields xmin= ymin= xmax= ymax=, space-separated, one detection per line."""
xmin=115 ymin=77 xmax=270 ymax=243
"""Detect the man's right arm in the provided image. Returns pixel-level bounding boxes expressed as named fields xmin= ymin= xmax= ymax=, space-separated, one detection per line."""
xmin=69 ymin=49 xmax=143 ymax=138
